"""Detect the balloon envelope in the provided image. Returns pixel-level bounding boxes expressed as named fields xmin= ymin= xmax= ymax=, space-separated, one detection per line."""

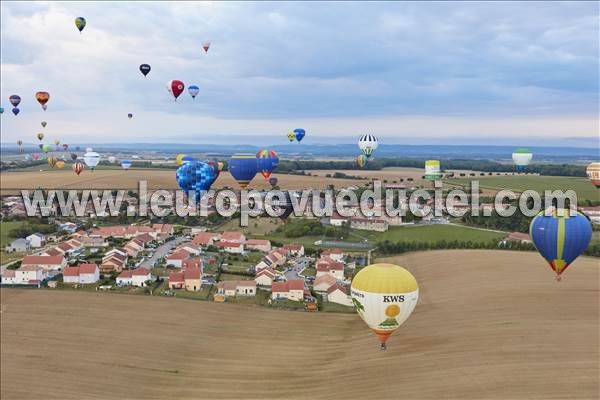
xmin=108 ymin=156 xmax=116 ymax=163
xmin=294 ymin=128 xmax=306 ymax=142
xmin=139 ymin=64 xmax=151 ymax=77
xmin=73 ymin=161 xmax=84 ymax=175
xmin=42 ymin=144 xmax=52 ymax=153
xmin=121 ymin=160 xmax=132 ymax=170
xmin=41 ymin=121 xmax=47 ymax=128
xmin=228 ymin=154 xmax=258 ymax=188
xmin=75 ymin=17 xmax=86 ymax=32
xmin=256 ymin=149 xmax=279 ymax=179
xmin=47 ymin=156 xmax=57 ymax=168
xmin=9 ymin=95 xmax=21 ymax=107
xmin=83 ymin=151 xmax=100 ymax=169
xmin=424 ymin=160 xmax=442 ymax=181
xmin=12 ymin=107 xmax=19 ymax=116
xmin=71 ymin=153 xmax=78 ymax=161
xmin=356 ymin=154 xmax=367 ymax=168
xmin=188 ymin=85 xmax=200 ymax=99
xmin=35 ymin=91 xmax=50 ymax=108
xmin=512 ymin=148 xmax=533 ymax=171
xmin=128 ymin=113 xmax=133 ymax=119
xmin=55 ymin=160 xmax=65 ymax=169
xmin=176 ymin=161 xmax=217 ymax=202
xmin=358 ymin=134 xmax=379 ymax=158
xmin=351 ymin=263 xmax=419 ymax=349
xmin=37 ymin=133 xmax=44 ymax=141
xmin=287 ymin=131 xmax=296 ymax=142
xmin=167 ymin=80 xmax=185 ymax=100
xmin=530 ymin=209 xmax=592 ymax=279
xmin=202 ymin=41 xmax=211 ymax=53
xmin=175 ymin=154 xmax=187 ymax=166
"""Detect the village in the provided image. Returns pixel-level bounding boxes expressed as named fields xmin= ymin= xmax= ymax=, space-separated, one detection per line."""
xmin=1 ymin=221 xmax=360 ymax=312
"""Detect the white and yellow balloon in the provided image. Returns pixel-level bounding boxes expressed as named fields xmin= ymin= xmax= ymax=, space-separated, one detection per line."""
xmin=351 ymin=263 xmax=418 ymax=350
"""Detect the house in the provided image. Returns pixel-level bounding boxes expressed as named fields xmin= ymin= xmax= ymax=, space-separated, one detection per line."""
xmin=255 ymin=268 xmax=278 ymax=287
xmin=100 ymin=254 xmax=127 ymax=274
xmin=5 ymin=238 xmax=31 ymax=253
xmin=321 ymin=248 xmax=344 ymax=262
xmin=177 ymin=243 xmax=202 ymax=256
xmin=263 ymin=250 xmax=287 ymax=268
xmin=505 ymin=232 xmax=532 ymax=243
xmin=326 ymin=284 xmax=353 ymax=307
xmin=313 ymin=274 xmax=338 ymax=293
xmin=55 ymin=242 xmax=75 ymax=255
xmin=220 ymin=231 xmax=246 ymax=243
xmin=216 ymin=280 xmax=256 ymax=297
xmin=271 ymin=280 xmax=305 ymax=301
xmin=79 ymin=234 xmax=107 ymax=248
xmin=329 ymin=212 xmax=349 ymax=226
xmin=192 ymin=232 xmax=217 ymax=247
xmin=104 ymin=247 xmax=128 ymax=258
xmin=350 ymin=217 xmax=388 ymax=232
xmin=15 ymin=265 xmax=47 ymax=286
xmin=21 ymin=255 xmax=66 ymax=272
xmin=181 ymin=257 xmax=202 ymax=270
xmin=117 ymin=268 xmax=152 ymax=287
xmin=168 ymin=272 xmax=185 ymax=289
xmin=42 ymin=248 xmax=63 ymax=257
xmin=1 ymin=269 xmax=18 ymax=285
xmin=63 ymin=263 xmax=100 ymax=284
xmin=58 ymin=222 xmax=78 ymax=233
xmin=282 ymin=244 xmax=304 ymax=257
xmin=184 ymin=267 xmax=202 ymax=291
xmin=152 ymin=224 xmax=174 ymax=240
xmin=26 ymin=233 xmax=46 ymax=248
xmin=245 ymin=239 xmax=272 ymax=253
xmin=166 ymin=249 xmax=191 ymax=268
xmin=124 ymin=239 xmax=144 ymax=257
xmin=215 ymin=241 xmax=244 ymax=254
xmin=316 ymin=258 xmax=345 ymax=280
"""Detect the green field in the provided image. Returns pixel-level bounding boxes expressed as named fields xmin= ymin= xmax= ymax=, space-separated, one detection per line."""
xmin=357 ymin=224 xmax=506 ymax=243
xmin=446 ymin=175 xmax=599 ymax=202
xmin=0 ymin=221 xmax=26 ymax=247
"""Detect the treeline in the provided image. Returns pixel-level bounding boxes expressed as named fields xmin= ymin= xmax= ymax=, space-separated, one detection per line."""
xmin=275 ymin=218 xmax=350 ymax=238
xmin=462 ymin=209 xmax=532 ymax=233
xmin=377 ymin=239 xmax=600 ymax=258
xmin=277 ymin=158 xmax=587 ymax=177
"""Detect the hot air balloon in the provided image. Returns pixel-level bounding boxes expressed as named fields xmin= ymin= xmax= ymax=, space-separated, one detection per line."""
xmin=17 ymin=140 xmax=23 ymax=146
xmin=287 ymin=131 xmax=296 ymax=142
xmin=294 ymin=128 xmax=306 ymax=142
xmin=586 ymin=162 xmax=600 ymax=188
xmin=182 ymin=155 xmax=194 ymax=164
xmin=256 ymin=149 xmax=279 ymax=180
xmin=217 ymin=161 xmax=225 ymax=171
xmin=32 ymin=153 xmax=41 ymax=160
xmin=41 ymin=121 xmax=47 ymax=128
xmin=351 ymin=263 xmax=419 ymax=350
xmin=167 ymin=80 xmax=185 ymax=100
xmin=42 ymin=144 xmax=52 ymax=153
xmin=35 ymin=91 xmax=50 ymax=109
xmin=53 ymin=139 xmax=60 ymax=146
xmin=269 ymin=177 xmax=278 ymax=187
xmin=271 ymin=191 xmax=294 ymax=222
xmin=205 ymin=159 xmax=221 ymax=184
xmin=188 ymin=85 xmax=200 ymax=99
xmin=530 ymin=208 xmax=592 ymax=280
xmin=12 ymin=108 xmax=19 ymax=116
xmin=176 ymin=161 xmax=217 ymax=202
xmin=38 ymin=144 xmax=44 ymax=150
xmin=42 ymin=104 xmax=47 ymax=111
xmin=56 ymin=160 xmax=65 ymax=169
xmin=139 ymin=64 xmax=151 ymax=77
xmin=202 ymin=41 xmax=211 ymax=53
xmin=73 ymin=161 xmax=84 ymax=175
xmin=70 ymin=153 xmax=78 ymax=161
xmin=75 ymin=17 xmax=86 ymax=32
xmin=228 ymin=154 xmax=258 ymax=188
xmin=512 ymin=148 xmax=533 ymax=172
xmin=83 ymin=149 xmax=100 ymax=171
xmin=358 ymin=134 xmax=378 ymax=158
xmin=47 ymin=156 xmax=57 ymax=168
xmin=121 ymin=160 xmax=132 ymax=170
xmin=9 ymin=95 xmax=21 ymax=107
xmin=126 ymin=113 xmax=133 ymax=120
xmin=37 ymin=133 xmax=44 ymax=141
xmin=356 ymin=154 xmax=367 ymax=168
xmin=62 ymin=144 xmax=69 ymax=150
xmin=175 ymin=154 xmax=187 ymax=166
xmin=107 ymin=156 xmax=116 ymax=163
xmin=425 ymin=160 xmax=442 ymax=181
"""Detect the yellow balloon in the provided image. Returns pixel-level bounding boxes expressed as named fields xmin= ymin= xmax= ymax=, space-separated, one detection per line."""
xmin=175 ymin=153 xmax=187 ymax=166
xmin=350 ymin=263 xmax=419 ymax=350
xmin=55 ymin=160 xmax=65 ymax=169
xmin=286 ymin=131 xmax=296 ymax=142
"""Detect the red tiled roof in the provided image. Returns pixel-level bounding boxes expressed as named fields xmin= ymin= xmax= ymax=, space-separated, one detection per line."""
xmin=256 ymin=268 xmax=276 ymax=278
xmin=167 ymin=249 xmax=190 ymax=260
xmin=316 ymin=259 xmax=344 ymax=271
xmin=215 ymin=241 xmax=242 ymax=248
xmin=79 ymin=263 xmax=98 ymax=274
xmin=184 ymin=267 xmax=202 ymax=280
xmin=45 ymin=248 xmax=62 ymax=257
xmin=182 ymin=258 xmax=202 ymax=270
xmin=63 ymin=266 xmax=80 ymax=276
xmin=283 ymin=244 xmax=302 ymax=251
xmin=221 ymin=231 xmax=245 ymax=241
xmin=246 ymin=239 xmax=270 ymax=246
xmin=272 ymin=279 xmax=304 ymax=293
xmin=169 ymin=271 xmax=185 ymax=283
xmin=22 ymin=255 xmax=64 ymax=265
xmin=132 ymin=268 xmax=151 ymax=276
xmin=327 ymin=283 xmax=348 ymax=295
xmin=192 ymin=232 xmax=215 ymax=245
xmin=118 ymin=270 xmax=133 ymax=278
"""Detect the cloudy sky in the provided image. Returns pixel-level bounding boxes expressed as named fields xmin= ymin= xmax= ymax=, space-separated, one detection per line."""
xmin=1 ymin=1 xmax=598 ymax=146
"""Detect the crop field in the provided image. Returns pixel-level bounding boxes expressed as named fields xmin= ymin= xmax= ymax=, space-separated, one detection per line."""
xmin=356 ymin=223 xmax=506 ymax=243
xmin=0 ymin=169 xmax=368 ymax=195
xmin=446 ymin=175 xmax=599 ymax=202
xmin=2 ymin=250 xmax=597 ymax=399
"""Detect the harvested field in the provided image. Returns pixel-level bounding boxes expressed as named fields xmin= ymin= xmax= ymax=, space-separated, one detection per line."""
xmin=2 ymin=250 xmax=598 ymax=399
xmin=0 ymin=169 xmax=367 ymax=195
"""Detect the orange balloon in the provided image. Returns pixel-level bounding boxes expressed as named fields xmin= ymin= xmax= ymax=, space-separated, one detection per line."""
xmin=35 ymin=91 xmax=50 ymax=108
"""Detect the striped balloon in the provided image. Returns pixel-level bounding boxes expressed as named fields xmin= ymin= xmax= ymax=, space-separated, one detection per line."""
xmin=530 ymin=209 xmax=592 ymax=280
xmin=358 ymin=133 xmax=378 ymax=157
xmin=256 ymin=149 xmax=279 ymax=180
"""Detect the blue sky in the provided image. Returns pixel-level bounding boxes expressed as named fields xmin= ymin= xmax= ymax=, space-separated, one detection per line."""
xmin=1 ymin=1 xmax=598 ymax=146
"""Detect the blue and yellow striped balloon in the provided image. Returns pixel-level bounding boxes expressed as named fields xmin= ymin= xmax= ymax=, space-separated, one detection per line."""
xmin=530 ymin=209 xmax=592 ymax=280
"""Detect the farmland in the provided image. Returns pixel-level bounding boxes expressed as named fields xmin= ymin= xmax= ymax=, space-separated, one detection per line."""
xmin=2 ymin=250 xmax=598 ymax=399
xmin=446 ymin=175 xmax=599 ymax=202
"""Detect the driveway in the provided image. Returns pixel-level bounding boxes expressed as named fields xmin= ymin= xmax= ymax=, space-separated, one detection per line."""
xmin=139 ymin=236 xmax=187 ymax=268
